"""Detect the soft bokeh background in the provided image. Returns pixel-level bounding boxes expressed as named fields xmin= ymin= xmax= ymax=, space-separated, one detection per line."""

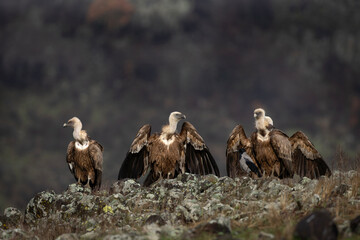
xmin=1 ymin=0 xmax=359 ymax=212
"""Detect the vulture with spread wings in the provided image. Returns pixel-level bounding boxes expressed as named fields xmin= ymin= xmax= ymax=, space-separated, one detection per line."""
xmin=226 ymin=108 xmax=331 ymax=179
xmin=118 ymin=111 xmax=220 ymax=186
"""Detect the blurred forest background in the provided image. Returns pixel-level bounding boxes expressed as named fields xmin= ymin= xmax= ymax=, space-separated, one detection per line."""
xmin=1 ymin=0 xmax=360 ymax=212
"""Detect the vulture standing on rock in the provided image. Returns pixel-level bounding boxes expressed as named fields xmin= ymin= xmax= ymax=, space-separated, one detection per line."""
xmin=227 ymin=108 xmax=292 ymax=178
xmin=226 ymin=108 xmax=331 ymax=179
xmin=63 ymin=117 xmax=103 ymax=191
xmin=251 ymin=108 xmax=293 ymax=178
xmin=118 ymin=111 xmax=220 ymax=186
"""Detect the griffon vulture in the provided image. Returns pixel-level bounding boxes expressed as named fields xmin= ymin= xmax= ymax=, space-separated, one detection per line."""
xmin=118 ymin=111 xmax=220 ymax=186
xmin=63 ymin=117 xmax=103 ymax=190
xmin=258 ymin=111 xmax=331 ymax=178
xmin=252 ymin=108 xmax=293 ymax=178
xmin=227 ymin=109 xmax=292 ymax=178
xmin=227 ymin=108 xmax=331 ymax=179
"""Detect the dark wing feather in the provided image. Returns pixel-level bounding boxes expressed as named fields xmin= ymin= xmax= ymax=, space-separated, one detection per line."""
xmin=118 ymin=124 xmax=151 ymax=180
xmin=290 ymin=131 xmax=331 ymax=179
xmin=89 ymin=140 xmax=103 ymax=191
xmin=180 ymin=121 xmax=220 ymax=177
xmin=66 ymin=141 xmax=76 ymax=178
xmin=226 ymin=125 xmax=258 ymax=178
xmin=269 ymin=129 xmax=293 ymax=178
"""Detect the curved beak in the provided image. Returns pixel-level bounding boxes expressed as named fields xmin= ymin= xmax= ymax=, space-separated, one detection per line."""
xmin=181 ymin=114 xmax=186 ymax=120
xmin=63 ymin=123 xmax=68 ymax=128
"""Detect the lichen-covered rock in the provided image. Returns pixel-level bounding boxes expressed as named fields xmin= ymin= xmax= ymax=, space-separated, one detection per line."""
xmin=9 ymin=171 xmax=358 ymax=239
xmin=24 ymin=190 xmax=57 ymax=224
xmin=67 ymin=183 xmax=91 ymax=194
xmin=110 ymin=179 xmax=141 ymax=195
xmin=0 ymin=207 xmax=23 ymax=229
xmin=4 ymin=207 xmax=22 ymax=223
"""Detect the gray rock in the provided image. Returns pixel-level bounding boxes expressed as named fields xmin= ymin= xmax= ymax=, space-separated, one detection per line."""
xmin=294 ymin=209 xmax=338 ymax=240
xmin=55 ymin=233 xmax=79 ymax=240
xmin=24 ymin=191 xmax=57 ymax=224
xmin=300 ymin=177 xmax=312 ymax=185
xmin=1 ymin=207 xmax=22 ymax=229
xmin=110 ymin=179 xmax=141 ymax=195
xmin=175 ymin=205 xmax=191 ymax=223
xmin=1 ymin=228 xmax=35 ymax=239
xmin=10 ymin=171 xmax=359 ymax=239
xmin=203 ymin=174 xmax=219 ymax=184
xmin=67 ymin=183 xmax=91 ymax=194
xmin=145 ymin=215 xmax=166 ymax=226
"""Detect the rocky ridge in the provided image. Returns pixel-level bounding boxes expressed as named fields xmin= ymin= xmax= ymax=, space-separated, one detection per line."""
xmin=1 ymin=171 xmax=360 ymax=239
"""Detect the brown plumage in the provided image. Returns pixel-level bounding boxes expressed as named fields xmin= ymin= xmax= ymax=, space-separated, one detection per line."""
xmin=227 ymin=109 xmax=292 ymax=178
xmin=290 ymin=131 xmax=331 ymax=178
xmin=118 ymin=111 xmax=220 ymax=186
xmin=227 ymin=108 xmax=331 ymax=179
xmin=226 ymin=125 xmax=261 ymax=178
xmin=63 ymin=117 xmax=103 ymax=190
xmin=251 ymin=128 xmax=293 ymax=178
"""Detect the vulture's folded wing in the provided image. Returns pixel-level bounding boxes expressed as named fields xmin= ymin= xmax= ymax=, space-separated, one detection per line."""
xmin=89 ymin=140 xmax=103 ymax=190
xmin=66 ymin=141 xmax=76 ymax=176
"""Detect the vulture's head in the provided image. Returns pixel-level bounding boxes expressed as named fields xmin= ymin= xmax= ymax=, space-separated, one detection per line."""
xmin=169 ymin=111 xmax=186 ymax=124
xmin=254 ymin=108 xmax=265 ymax=120
xmin=63 ymin=117 xmax=82 ymax=129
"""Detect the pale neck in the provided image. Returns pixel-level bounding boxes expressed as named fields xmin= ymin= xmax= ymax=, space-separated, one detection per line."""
xmin=255 ymin=117 xmax=266 ymax=131
xmin=166 ymin=116 xmax=179 ymax=134
xmin=72 ymin=123 xmax=83 ymax=141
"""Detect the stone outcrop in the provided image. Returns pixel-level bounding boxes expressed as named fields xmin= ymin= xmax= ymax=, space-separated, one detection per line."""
xmin=0 ymin=171 xmax=359 ymax=239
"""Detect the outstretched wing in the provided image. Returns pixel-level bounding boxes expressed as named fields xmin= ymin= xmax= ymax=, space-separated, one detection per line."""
xmin=89 ymin=140 xmax=103 ymax=191
xmin=269 ymin=129 xmax=293 ymax=178
xmin=180 ymin=121 xmax=220 ymax=176
xmin=226 ymin=125 xmax=260 ymax=178
xmin=66 ymin=141 xmax=76 ymax=177
xmin=290 ymin=131 xmax=331 ymax=178
xmin=118 ymin=124 xmax=151 ymax=180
